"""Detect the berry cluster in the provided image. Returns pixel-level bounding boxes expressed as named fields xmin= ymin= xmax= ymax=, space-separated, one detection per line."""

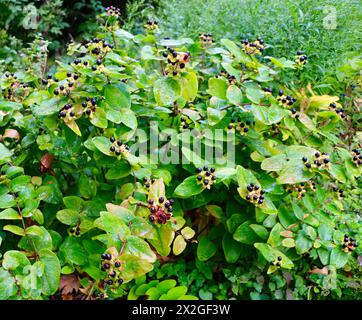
xmin=294 ymin=51 xmax=308 ymax=67
xmin=285 ymin=180 xmax=316 ymax=199
xmin=216 ymin=71 xmax=237 ymax=84
xmin=351 ymin=149 xmax=362 ymax=165
xmin=80 ymin=38 xmax=113 ymax=61
xmin=162 ymin=48 xmax=190 ymax=76
xmin=58 ymin=103 xmax=77 ymax=120
xmin=100 ymin=252 xmax=124 ymax=287
xmin=290 ymin=107 xmax=299 ymax=119
xmin=241 ymin=37 xmax=265 ymax=55
xmin=302 ymin=152 xmax=330 ymax=170
xmin=277 ymin=90 xmax=296 ymax=107
xmin=109 ymin=137 xmax=130 ymax=158
xmin=270 ymin=123 xmax=280 ymax=136
xmin=144 ymin=19 xmax=159 ymax=31
xmin=342 ymin=234 xmax=358 ymax=253
xmin=179 ymin=115 xmax=192 ymax=131
xmin=245 ymin=183 xmax=265 ymax=205
xmin=329 ymin=102 xmax=347 ymax=119
xmin=332 ymin=186 xmax=345 ymax=199
xmin=2 ymin=74 xmax=30 ymax=101
xmin=82 ymin=97 xmax=97 ymax=118
xmin=196 ymin=166 xmax=216 ymax=189
xmin=147 ymin=196 xmax=174 ymax=224
xmin=143 ymin=177 xmax=155 ymax=189
xmin=105 ymin=5 xmax=121 ymax=17
xmin=69 ymin=226 xmax=81 ymax=237
xmin=263 ymin=87 xmax=273 ymax=95
xmin=199 ymin=32 xmax=214 ymax=48
xmin=227 ymin=117 xmax=254 ymax=134
xmin=270 ymin=256 xmax=282 ymax=267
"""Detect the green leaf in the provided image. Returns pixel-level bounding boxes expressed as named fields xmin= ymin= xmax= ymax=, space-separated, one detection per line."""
xmin=90 ymin=108 xmax=108 ymax=128
xmin=249 ymin=224 xmax=269 ymax=240
xmin=208 ymin=77 xmax=227 ymax=99
xmin=119 ymin=254 xmax=154 ymax=283
xmin=222 ymin=233 xmax=242 ymax=263
xmin=0 ymin=208 xmax=21 ymax=220
xmin=157 ymin=279 xmax=177 ymax=294
xmin=245 ymin=86 xmax=264 ymax=104
xmin=79 ymin=175 xmax=97 ymax=199
xmin=154 ymin=77 xmax=181 ymax=106
xmin=226 ymin=85 xmax=243 ymax=105
xmin=119 ymin=109 xmax=137 ymax=129
xmin=148 ymin=223 xmax=174 ymax=257
xmin=125 ymin=235 xmax=156 ymax=263
xmin=60 ymin=237 xmax=88 ymax=265
xmin=207 ymin=107 xmax=226 ymax=126
xmin=180 ymin=72 xmax=198 ymax=102
xmin=56 ymin=209 xmax=79 ymax=225
xmin=330 ymin=248 xmax=349 ymax=268
xmin=94 ymin=211 xmax=131 ymax=238
xmin=105 ymin=161 xmax=131 ymax=180
xmin=3 ymin=225 xmax=25 ymax=236
xmin=173 ymin=235 xmax=187 ymax=256
xmin=0 ymin=269 xmax=17 ymax=299
xmin=166 ymin=286 xmax=188 ymax=299
xmin=104 ymin=83 xmax=131 ymax=109
xmin=39 ymin=249 xmax=61 ymax=295
xmin=3 ymin=250 xmax=30 ymax=271
xmin=173 ymin=176 xmax=204 ymax=198
xmin=233 ymin=220 xmax=261 ymax=244
xmin=197 ymin=236 xmax=218 ymax=261
xmin=0 ymin=143 xmax=12 ymax=164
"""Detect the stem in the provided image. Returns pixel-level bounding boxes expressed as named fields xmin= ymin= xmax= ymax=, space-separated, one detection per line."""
xmin=119 ymin=239 xmax=127 ymax=256
xmin=16 ymin=202 xmax=38 ymax=259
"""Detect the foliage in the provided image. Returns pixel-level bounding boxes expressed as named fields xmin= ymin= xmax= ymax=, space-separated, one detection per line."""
xmin=128 ymin=0 xmax=362 ymax=87
xmin=0 ymin=6 xmax=361 ymax=300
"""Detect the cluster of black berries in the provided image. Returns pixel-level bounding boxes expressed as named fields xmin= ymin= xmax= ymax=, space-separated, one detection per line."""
xmin=105 ymin=5 xmax=121 ymax=17
xmin=80 ymin=38 xmax=113 ymax=60
xmin=227 ymin=117 xmax=254 ymax=135
xmin=196 ymin=166 xmax=216 ymax=189
xmin=199 ymin=32 xmax=214 ymax=48
xmin=82 ymin=97 xmax=97 ymax=117
xmin=277 ymin=90 xmax=296 ymax=107
xmin=147 ymin=196 xmax=174 ymax=224
xmin=162 ymin=48 xmax=190 ymax=76
xmin=216 ymin=70 xmax=237 ymax=84
xmin=69 ymin=226 xmax=81 ymax=237
xmin=4 ymin=72 xmax=17 ymax=81
xmin=263 ymin=87 xmax=273 ymax=95
xmin=342 ymin=235 xmax=358 ymax=253
xmin=241 ymin=37 xmax=265 ymax=55
xmin=351 ymin=149 xmax=362 ymax=165
xmin=269 ymin=123 xmax=281 ymax=136
xmin=290 ymin=107 xmax=299 ymax=119
xmin=329 ymin=102 xmax=347 ymax=119
xmin=100 ymin=252 xmax=124 ymax=287
xmin=245 ymin=183 xmax=265 ymax=205
xmin=143 ymin=177 xmax=155 ymax=189
xmin=58 ymin=103 xmax=76 ymax=120
xmin=270 ymin=256 xmax=282 ymax=267
xmin=332 ymin=186 xmax=345 ymax=199
xmin=109 ymin=137 xmax=130 ymax=158
xmin=302 ymin=152 xmax=330 ymax=170
xmin=179 ymin=115 xmax=193 ymax=131
xmin=144 ymin=19 xmax=159 ymax=31
xmin=295 ymin=51 xmax=308 ymax=67
xmin=285 ymin=180 xmax=316 ymax=199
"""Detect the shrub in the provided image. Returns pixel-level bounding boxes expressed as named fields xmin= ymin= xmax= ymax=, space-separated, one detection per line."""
xmin=0 ymin=7 xmax=360 ymax=300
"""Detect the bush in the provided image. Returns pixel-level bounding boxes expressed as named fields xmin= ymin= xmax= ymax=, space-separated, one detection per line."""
xmin=0 ymin=7 xmax=361 ymax=300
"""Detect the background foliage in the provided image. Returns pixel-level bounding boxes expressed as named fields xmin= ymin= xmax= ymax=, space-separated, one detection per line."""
xmin=0 ymin=1 xmax=361 ymax=300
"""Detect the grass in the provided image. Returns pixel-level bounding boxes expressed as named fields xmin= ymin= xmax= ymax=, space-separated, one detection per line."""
xmin=127 ymin=0 xmax=362 ymax=87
